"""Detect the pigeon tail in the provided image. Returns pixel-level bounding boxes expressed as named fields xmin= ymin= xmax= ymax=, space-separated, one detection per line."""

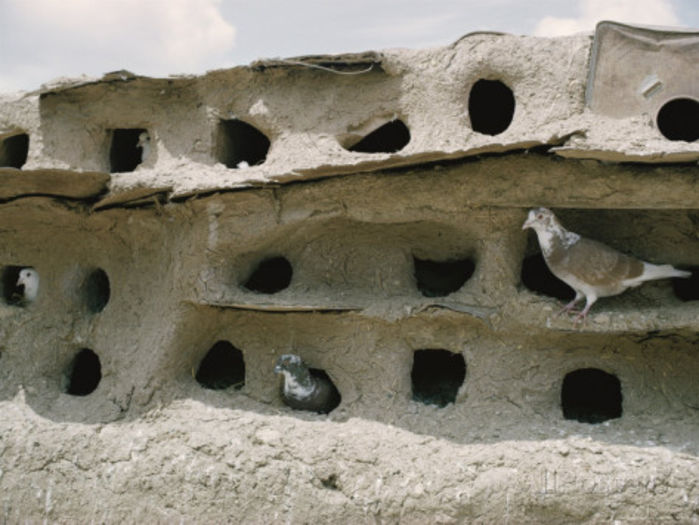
xmin=624 ymin=262 xmax=691 ymax=287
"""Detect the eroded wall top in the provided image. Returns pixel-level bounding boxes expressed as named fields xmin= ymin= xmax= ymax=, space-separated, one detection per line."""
xmin=0 ymin=22 xmax=697 ymax=205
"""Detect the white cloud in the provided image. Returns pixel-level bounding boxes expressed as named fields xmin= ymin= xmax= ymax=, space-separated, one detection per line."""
xmin=1 ymin=0 xmax=235 ymax=90
xmin=534 ymin=0 xmax=680 ymax=36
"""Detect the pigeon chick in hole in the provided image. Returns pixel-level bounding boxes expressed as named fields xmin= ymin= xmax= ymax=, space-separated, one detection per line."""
xmin=274 ymin=354 xmax=341 ymax=414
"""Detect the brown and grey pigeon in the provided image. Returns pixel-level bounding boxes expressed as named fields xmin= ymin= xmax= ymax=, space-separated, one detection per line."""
xmin=274 ymin=354 xmax=341 ymax=414
xmin=522 ymin=208 xmax=690 ymax=322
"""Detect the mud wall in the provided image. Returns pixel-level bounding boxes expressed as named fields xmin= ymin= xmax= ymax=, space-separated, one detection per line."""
xmin=0 ymin=23 xmax=698 ymax=523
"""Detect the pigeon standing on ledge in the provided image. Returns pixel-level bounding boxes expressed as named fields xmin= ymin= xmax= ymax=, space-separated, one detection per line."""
xmin=274 ymin=354 xmax=341 ymax=414
xmin=15 ymin=267 xmax=39 ymax=304
xmin=523 ymin=208 xmax=690 ymax=322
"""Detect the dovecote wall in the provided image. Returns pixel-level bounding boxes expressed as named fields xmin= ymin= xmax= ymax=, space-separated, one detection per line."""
xmin=0 ymin=22 xmax=697 ymax=523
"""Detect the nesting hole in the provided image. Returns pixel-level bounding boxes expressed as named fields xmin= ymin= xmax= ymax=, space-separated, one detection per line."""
xmin=320 ymin=474 xmax=340 ymax=490
xmin=411 ymin=349 xmax=466 ymax=407
xmin=468 ymin=79 xmax=515 ymax=135
xmin=561 ymin=368 xmax=622 ymax=424
xmin=1 ymin=265 xmax=35 ymax=306
xmin=196 ymin=341 xmax=246 ymax=390
xmin=65 ymin=348 xmax=102 ymax=396
xmin=656 ymin=98 xmax=699 ymax=142
xmin=672 ymin=266 xmax=699 ymax=302
xmin=308 ymin=368 xmax=342 ymax=414
xmin=0 ymin=133 xmax=29 ymax=168
xmin=413 ymin=256 xmax=475 ymax=297
xmin=217 ymin=119 xmax=270 ymax=168
xmin=110 ymin=128 xmax=147 ymax=172
xmin=84 ymin=268 xmax=110 ymax=313
xmin=521 ymin=252 xmax=574 ymax=301
xmin=243 ymin=256 xmax=292 ymax=294
xmin=346 ymin=119 xmax=410 ymax=154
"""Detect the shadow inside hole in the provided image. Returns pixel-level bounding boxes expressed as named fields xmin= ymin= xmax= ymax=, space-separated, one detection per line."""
xmin=561 ymin=368 xmax=622 ymax=424
xmin=468 ymin=79 xmax=515 ymax=136
xmin=243 ymin=256 xmax=292 ymax=294
xmin=346 ymin=119 xmax=411 ymax=154
xmin=84 ymin=268 xmax=110 ymax=313
xmin=110 ymin=128 xmax=147 ymax=173
xmin=656 ymin=98 xmax=699 ymax=142
xmin=196 ymin=341 xmax=246 ymax=390
xmin=1 ymin=265 xmax=28 ymax=306
xmin=321 ymin=474 xmax=340 ymax=490
xmin=413 ymin=256 xmax=475 ymax=297
xmin=411 ymin=349 xmax=466 ymax=408
xmin=65 ymin=348 xmax=102 ymax=396
xmin=217 ymin=119 xmax=270 ymax=168
xmin=521 ymin=252 xmax=575 ymax=302
xmin=303 ymin=368 xmax=342 ymax=414
xmin=672 ymin=265 xmax=699 ymax=301
xmin=0 ymin=133 xmax=29 ymax=168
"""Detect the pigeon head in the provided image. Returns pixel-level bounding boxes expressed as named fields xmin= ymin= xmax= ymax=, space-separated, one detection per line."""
xmin=16 ymin=267 xmax=39 ymax=302
xmin=522 ymin=207 xmax=559 ymax=232
xmin=137 ymin=132 xmax=150 ymax=148
xmin=274 ymin=354 xmax=305 ymax=375
xmin=17 ymin=267 xmax=37 ymax=287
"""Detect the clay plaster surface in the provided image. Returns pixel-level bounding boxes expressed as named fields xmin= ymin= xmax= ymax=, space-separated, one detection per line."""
xmin=0 ymin=27 xmax=698 ymax=523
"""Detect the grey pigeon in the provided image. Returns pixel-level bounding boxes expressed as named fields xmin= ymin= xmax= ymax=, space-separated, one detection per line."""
xmin=274 ymin=354 xmax=340 ymax=414
xmin=522 ymin=208 xmax=690 ymax=322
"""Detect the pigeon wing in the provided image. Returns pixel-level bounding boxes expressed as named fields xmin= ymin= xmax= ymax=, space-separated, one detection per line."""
xmin=549 ymin=237 xmax=644 ymax=288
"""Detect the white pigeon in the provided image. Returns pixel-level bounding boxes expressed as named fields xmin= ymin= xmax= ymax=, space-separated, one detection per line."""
xmin=16 ymin=267 xmax=39 ymax=303
xmin=137 ymin=132 xmax=151 ymax=164
xmin=522 ymin=208 xmax=690 ymax=322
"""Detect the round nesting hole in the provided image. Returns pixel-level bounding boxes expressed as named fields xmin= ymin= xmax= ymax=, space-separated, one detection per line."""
xmin=0 ymin=133 xmax=29 ymax=168
xmin=83 ymin=268 xmax=110 ymax=313
xmin=413 ymin=256 xmax=475 ymax=297
xmin=2 ymin=265 xmax=38 ymax=306
xmin=65 ymin=348 xmax=102 ymax=396
xmin=411 ymin=349 xmax=466 ymax=408
xmin=561 ymin=368 xmax=622 ymax=424
xmin=196 ymin=341 xmax=246 ymax=390
xmin=468 ymin=79 xmax=515 ymax=135
xmin=346 ymin=119 xmax=411 ymax=154
xmin=672 ymin=266 xmax=699 ymax=301
xmin=216 ymin=119 xmax=270 ymax=168
xmin=656 ymin=98 xmax=699 ymax=142
xmin=243 ymin=256 xmax=292 ymax=294
xmin=521 ymin=253 xmax=574 ymax=301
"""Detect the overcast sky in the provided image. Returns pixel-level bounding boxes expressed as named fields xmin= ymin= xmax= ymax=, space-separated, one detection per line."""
xmin=0 ymin=0 xmax=697 ymax=92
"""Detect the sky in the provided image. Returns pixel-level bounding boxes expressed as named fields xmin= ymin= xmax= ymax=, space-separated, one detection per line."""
xmin=0 ymin=0 xmax=697 ymax=92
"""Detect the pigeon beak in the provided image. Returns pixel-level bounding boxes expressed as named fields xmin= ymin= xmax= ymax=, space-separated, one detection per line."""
xmin=522 ymin=218 xmax=533 ymax=230
xmin=274 ymin=364 xmax=282 ymax=374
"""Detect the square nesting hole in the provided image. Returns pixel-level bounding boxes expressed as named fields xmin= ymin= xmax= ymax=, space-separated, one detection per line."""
xmin=0 ymin=133 xmax=29 ymax=168
xmin=109 ymin=128 xmax=149 ymax=172
xmin=411 ymin=349 xmax=466 ymax=407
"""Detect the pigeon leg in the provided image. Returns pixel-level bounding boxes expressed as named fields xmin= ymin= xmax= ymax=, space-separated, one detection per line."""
xmin=557 ymin=292 xmax=583 ymax=317
xmin=572 ymin=294 xmax=597 ymax=325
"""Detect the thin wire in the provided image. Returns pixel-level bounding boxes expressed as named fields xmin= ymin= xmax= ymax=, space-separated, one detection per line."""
xmin=260 ymin=59 xmax=376 ymax=75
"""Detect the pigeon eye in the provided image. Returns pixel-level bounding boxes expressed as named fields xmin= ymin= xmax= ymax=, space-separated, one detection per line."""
xmin=537 ymin=214 xmax=543 ymax=220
